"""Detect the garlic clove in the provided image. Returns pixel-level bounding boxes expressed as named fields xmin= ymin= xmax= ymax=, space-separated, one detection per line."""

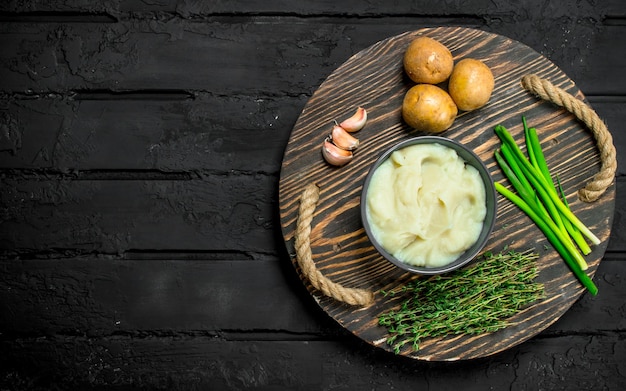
xmin=339 ymin=107 xmax=367 ymax=132
xmin=322 ymin=138 xmax=353 ymax=166
xmin=330 ymin=124 xmax=359 ymax=151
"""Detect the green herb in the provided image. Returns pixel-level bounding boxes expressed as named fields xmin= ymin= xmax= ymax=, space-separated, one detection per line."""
xmin=495 ymin=183 xmax=597 ymax=295
xmin=378 ymin=250 xmax=544 ymax=354
xmin=525 ymin=122 xmax=591 ymax=256
xmin=556 ymin=174 xmax=591 ymax=255
xmin=494 ymin=123 xmax=600 ymax=246
xmin=493 ymin=118 xmax=598 ymax=294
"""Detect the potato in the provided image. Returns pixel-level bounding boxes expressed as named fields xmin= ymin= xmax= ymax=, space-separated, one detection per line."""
xmin=403 ymin=36 xmax=454 ymax=84
xmin=448 ymin=58 xmax=494 ymax=111
xmin=402 ymin=84 xmax=458 ymax=133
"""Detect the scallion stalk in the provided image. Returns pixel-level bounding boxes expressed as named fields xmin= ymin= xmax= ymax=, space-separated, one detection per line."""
xmin=494 ymin=183 xmax=597 ymax=295
xmin=526 ymin=125 xmax=552 ymax=186
xmin=557 ymin=175 xmax=592 ymax=256
xmin=494 ymin=120 xmax=598 ymax=293
xmin=523 ymin=118 xmax=539 ymax=170
xmin=494 ymin=125 xmax=600 ymax=245
xmin=495 ymin=147 xmax=551 ymax=231
xmin=526 ymin=126 xmax=591 ymax=258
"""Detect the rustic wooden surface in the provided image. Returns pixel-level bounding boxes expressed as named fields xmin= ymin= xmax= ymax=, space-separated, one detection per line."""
xmin=1 ymin=0 xmax=625 ymax=389
xmin=279 ymin=26 xmax=614 ymax=361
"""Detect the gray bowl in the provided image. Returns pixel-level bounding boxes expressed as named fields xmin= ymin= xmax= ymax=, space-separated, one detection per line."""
xmin=360 ymin=136 xmax=497 ymax=275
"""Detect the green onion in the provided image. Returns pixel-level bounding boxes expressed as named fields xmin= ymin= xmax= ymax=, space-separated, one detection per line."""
xmin=499 ymin=143 xmax=533 ymax=198
xmin=525 ymin=124 xmax=552 ymax=186
xmin=523 ymin=117 xmax=539 ymax=170
xmin=494 ymin=183 xmax=597 ymax=295
xmin=525 ymin=125 xmax=591 ymax=258
xmin=511 ymin=143 xmax=569 ymax=239
xmin=494 ymin=119 xmax=599 ymax=294
xmin=557 ymin=175 xmax=591 ymax=256
xmin=494 ymin=125 xmax=600 ymax=245
xmin=494 ymin=149 xmax=535 ymax=205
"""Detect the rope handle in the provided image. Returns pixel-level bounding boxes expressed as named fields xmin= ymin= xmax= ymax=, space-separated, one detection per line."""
xmin=294 ymin=183 xmax=374 ymax=306
xmin=294 ymin=74 xmax=616 ymax=307
xmin=521 ymin=74 xmax=617 ymax=202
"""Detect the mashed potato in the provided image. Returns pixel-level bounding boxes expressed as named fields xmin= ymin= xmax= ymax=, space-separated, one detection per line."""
xmin=365 ymin=142 xmax=487 ymax=268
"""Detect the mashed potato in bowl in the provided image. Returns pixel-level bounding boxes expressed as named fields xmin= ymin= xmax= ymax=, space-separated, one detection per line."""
xmin=361 ymin=137 xmax=495 ymax=273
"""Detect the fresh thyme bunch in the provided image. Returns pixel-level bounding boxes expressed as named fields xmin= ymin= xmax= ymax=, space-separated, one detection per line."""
xmin=378 ymin=249 xmax=545 ymax=354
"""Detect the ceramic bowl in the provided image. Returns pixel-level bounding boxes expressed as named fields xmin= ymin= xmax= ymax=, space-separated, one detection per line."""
xmin=360 ymin=136 xmax=497 ymax=275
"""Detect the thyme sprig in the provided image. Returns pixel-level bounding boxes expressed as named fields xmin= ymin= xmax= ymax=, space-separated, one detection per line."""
xmin=378 ymin=249 xmax=544 ymax=354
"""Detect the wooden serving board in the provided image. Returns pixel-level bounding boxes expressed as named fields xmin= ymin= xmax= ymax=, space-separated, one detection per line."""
xmin=278 ymin=27 xmax=615 ymax=361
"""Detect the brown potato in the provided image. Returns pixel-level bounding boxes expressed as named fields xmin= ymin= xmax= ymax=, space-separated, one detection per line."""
xmin=402 ymin=84 xmax=458 ymax=133
xmin=448 ymin=58 xmax=494 ymax=111
xmin=403 ymin=36 xmax=454 ymax=84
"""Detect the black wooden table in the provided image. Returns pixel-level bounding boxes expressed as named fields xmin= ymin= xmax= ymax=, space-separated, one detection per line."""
xmin=1 ymin=1 xmax=625 ymax=390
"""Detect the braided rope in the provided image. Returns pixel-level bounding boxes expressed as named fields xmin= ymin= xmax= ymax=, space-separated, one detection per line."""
xmin=294 ymin=183 xmax=374 ymax=306
xmin=521 ymin=74 xmax=617 ymax=202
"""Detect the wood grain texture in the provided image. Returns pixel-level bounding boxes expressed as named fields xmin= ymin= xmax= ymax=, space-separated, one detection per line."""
xmin=0 ymin=17 xmax=625 ymax=95
xmin=1 ymin=0 xmax=625 ymax=388
xmin=0 ymin=94 xmax=303 ymax=173
xmin=1 ymin=254 xmax=625 ymax=338
xmin=0 ymin=176 xmax=277 ymax=254
xmin=279 ymin=27 xmax=615 ymax=360
xmin=1 ymin=333 xmax=624 ymax=390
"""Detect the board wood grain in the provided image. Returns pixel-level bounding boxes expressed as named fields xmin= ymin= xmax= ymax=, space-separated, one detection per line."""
xmin=1 ymin=20 xmax=625 ymax=95
xmin=278 ymin=27 xmax=615 ymax=361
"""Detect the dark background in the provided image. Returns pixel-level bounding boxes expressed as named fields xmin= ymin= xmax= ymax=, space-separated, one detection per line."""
xmin=1 ymin=1 xmax=625 ymax=390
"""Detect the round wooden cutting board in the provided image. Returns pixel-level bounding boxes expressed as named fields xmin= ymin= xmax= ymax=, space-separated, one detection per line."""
xmin=278 ymin=27 xmax=615 ymax=361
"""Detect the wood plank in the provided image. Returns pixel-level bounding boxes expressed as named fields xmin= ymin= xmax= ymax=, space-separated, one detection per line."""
xmin=548 ymin=256 xmax=626 ymax=332
xmin=0 ymin=258 xmax=329 ymax=336
xmin=607 ymin=178 xmax=626 ymax=253
xmin=0 ymin=20 xmax=420 ymax=94
xmin=1 ymin=96 xmax=622 ymax=175
xmin=0 ymin=18 xmax=624 ymax=95
xmin=0 ymin=94 xmax=305 ymax=173
xmin=0 ymin=1 xmax=623 ymax=389
xmin=581 ymin=25 xmax=626 ymax=95
xmin=2 ymin=0 xmax=624 ymax=18
xmin=0 ymin=255 xmax=624 ymax=338
xmin=0 ymin=176 xmax=277 ymax=253
xmin=0 ymin=176 xmax=622 ymax=256
xmin=594 ymin=98 xmax=626 ymax=177
xmin=0 ymin=334 xmax=624 ymax=390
